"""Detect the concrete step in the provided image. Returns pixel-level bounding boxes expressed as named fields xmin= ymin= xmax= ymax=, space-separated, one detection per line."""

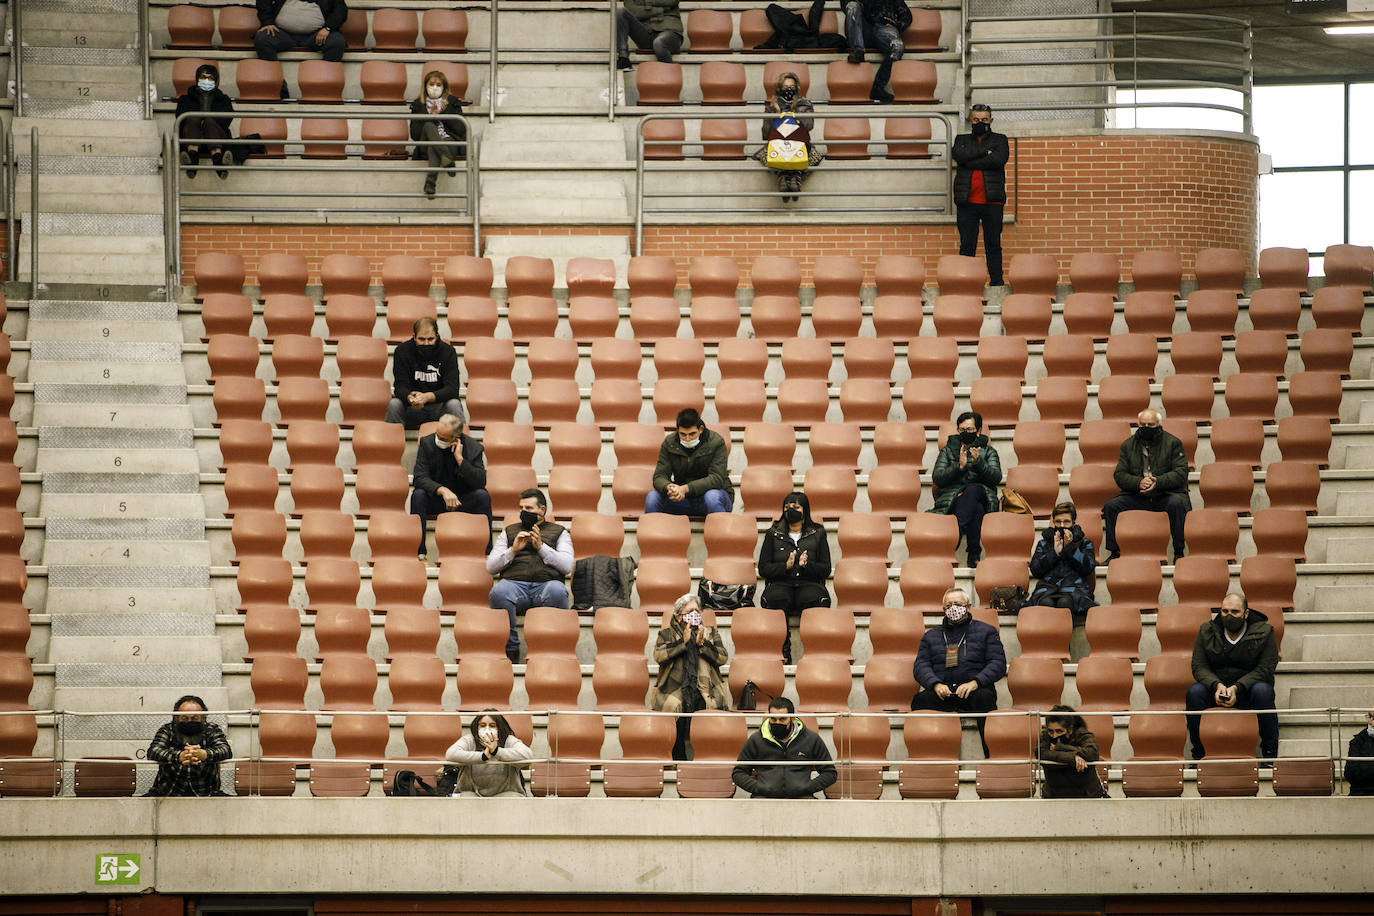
xmin=42 ymin=540 xmax=212 ymax=566
xmin=1300 ymin=634 xmax=1374 ymax=662
xmin=23 ymin=27 xmax=137 ymax=50
xmin=35 ymin=448 xmax=200 ymax=474
xmin=480 ymin=118 xmax=629 ymax=165
xmin=54 ymin=661 xmax=222 ymax=690
xmin=48 ymin=636 xmax=220 ymax=665
xmin=39 ymin=493 xmax=206 ymax=518
xmin=20 ymin=173 xmax=160 ymax=207
xmin=17 ymin=254 xmax=169 ymax=286
xmin=33 ymin=404 xmax=195 ymax=428
xmin=53 ymin=686 xmax=228 ymax=713
xmin=1335 ymin=490 xmax=1374 ymax=515
xmin=10 ymin=116 xmax=161 ymax=143
xmin=1325 ymin=537 xmax=1374 ymax=564
xmin=21 ymin=78 xmax=144 ymax=104
xmin=491 ymin=65 xmax=618 ymax=112
xmin=26 ymin=363 xmax=184 ymax=385
xmin=18 ymin=98 xmax=146 ymax=120
xmin=21 ymin=234 xmax=164 ymax=258
xmin=480 ymin=175 xmax=629 ymax=221
xmin=28 ymin=320 xmax=183 ymax=344
xmin=45 ymin=587 xmax=215 ymax=614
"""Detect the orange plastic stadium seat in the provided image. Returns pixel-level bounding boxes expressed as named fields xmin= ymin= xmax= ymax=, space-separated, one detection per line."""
xmin=1104 ymin=557 xmax=1161 ymax=611
xmin=748 ymin=256 xmax=803 ymax=341
xmin=208 ymin=333 xmax=260 ymax=380
xmin=635 ymin=62 xmax=683 ymax=104
xmin=1143 ymin=654 xmax=1193 ymax=708
xmin=1034 ymin=377 xmax=1088 ymax=425
xmin=1251 ymin=508 xmax=1308 ymax=561
xmin=1041 ymin=334 xmax=1095 ymax=379
xmin=1105 ymin=333 xmax=1160 ymax=380
xmin=1009 ymin=253 xmax=1059 ymax=294
xmin=1083 ymin=607 xmax=1142 ymax=661
xmin=688 ymin=13 xmax=734 ymax=54
xmin=1062 ymin=293 xmax=1115 ymax=339
xmin=504 ymin=257 xmax=559 ymax=341
xmin=1264 ymin=461 xmax=1321 ymax=515
xmin=1310 ymin=286 xmax=1365 ymax=333
xmin=826 ymin=60 xmax=873 ymax=104
xmin=897 ymin=713 xmax=961 ymax=799
xmin=822 ymin=118 xmax=870 ymax=160
xmin=1299 ymin=328 xmax=1354 ymax=377
xmin=298 ymin=510 xmax=355 ymax=564
xmin=932 ymin=295 xmax=983 ymax=342
xmin=1287 ymin=371 xmax=1344 ymax=421
xmin=1276 ymin=416 xmax=1333 ymax=466
xmin=1015 ymin=605 xmax=1071 ymax=659
xmin=1011 ymin=420 xmax=1066 ymax=469
xmin=1196 ymin=714 xmax=1259 ymax=797
xmin=567 ymin=259 xmax=620 ymax=341
xmin=1182 ymin=509 xmax=1240 ymax=562
xmin=1155 ymin=604 xmax=1211 ymax=655
xmin=1184 ymin=289 xmax=1240 ymax=336
xmin=740 ymin=466 xmax=794 ymax=519
xmin=602 ymin=714 xmax=674 ymax=797
xmin=999 ymin=294 xmax=1053 ymax=340
xmin=1159 ymin=374 xmax=1215 ymax=424
xmin=1172 ymin=556 xmax=1229 ymax=607
xmin=871 ymin=255 xmax=926 ymax=340
xmin=1233 ymin=330 xmax=1290 ymax=379
xmin=884 ymin=116 xmax=932 ymax=160
xmin=1121 ymin=712 xmax=1186 ymax=797
xmin=687 ymin=256 xmax=741 ymax=340
xmin=1321 ymin=244 xmax=1373 ymax=290
xmin=1131 ymin=249 xmax=1182 ymax=296
xmin=1194 ymin=248 xmax=1245 ymax=295
xmin=199 ymin=293 xmax=253 ymax=339
xmin=1170 ymin=332 xmax=1223 ymax=379
xmin=903 ymin=7 xmax=943 ymax=49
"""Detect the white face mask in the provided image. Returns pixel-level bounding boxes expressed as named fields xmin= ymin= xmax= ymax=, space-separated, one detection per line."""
xmin=197 ymin=79 xmax=216 ymax=92
xmin=679 ymin=436 xmax=700 ymax=450
xmin=427 ymin=85 xmax=444 ymax=99
xmin=478 ymin=726 xmax=497 ymax=744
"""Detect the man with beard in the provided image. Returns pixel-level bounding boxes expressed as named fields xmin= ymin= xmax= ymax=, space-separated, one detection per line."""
xmin=386 ymin=317 xmax=464 ymax=428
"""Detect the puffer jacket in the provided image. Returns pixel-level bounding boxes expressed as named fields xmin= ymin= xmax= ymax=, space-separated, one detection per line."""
xmin=651 ymin=428 xmax=732 ymax=498
xmin=1038 ymin=721 xmax=1107 ymax=798
xmin=757 ymin=519 xmax=831 ymax=586
xmin=731 ymin=718 xmax=836 ymax=798
xmin=1190 ymin=609 xmax=1278 ymax=692
xmin=624 ymin=0 xmax=682 ymax=34
xmin=952 ymin=130 xmax=1009 ymax=205
xmin=929 ymin=433 xmax=1002 ymax=514
xmin=913 ymin=618 xmax=1006 ymax=690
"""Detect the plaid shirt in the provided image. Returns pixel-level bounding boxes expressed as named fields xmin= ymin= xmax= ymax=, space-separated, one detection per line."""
xmin=145 ymin=722 xmax=233 ymax=797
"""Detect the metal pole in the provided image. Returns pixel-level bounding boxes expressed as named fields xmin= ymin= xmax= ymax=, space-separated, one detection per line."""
xmin=470 ymin=136 xmax=481 ymax=256
xmin=608 ymin=0 xmax=618 ymax=121
xmin=166 ymin=130 xmax=179 ymax=300
xmin=1241 ymin=25 xmax=1253 ymax=136
xmin=961 ymin=0 xmax=971 ymax=113
xmin=2 ymin=130 xmax=11 ymax=283
xmin=29 ymin=128 xmax=38 ymax=300
xmin=488 ymin=0 xmax=499 ymax=123
xmin=12 ymin=0 xmax=22 ymax=119
xmin=633 ymin=120 xmax=645 ymax=255
xmin=139 ymin=0 xmax=151 ymax=119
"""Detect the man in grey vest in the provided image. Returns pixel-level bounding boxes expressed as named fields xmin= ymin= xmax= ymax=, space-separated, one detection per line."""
xmin=485 ymin=489 xmax=574 ymax=663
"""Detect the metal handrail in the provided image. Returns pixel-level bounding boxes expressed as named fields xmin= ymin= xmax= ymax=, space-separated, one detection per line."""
xmin=28 ymin=127 xmax=37 ymax=299
xmin=633 ymin=110 xmax=958 ymax=254
xmin=169 ymin=110 xmax=482 ymax=281
xmin=960 ymin=1 xmax=1253 ymax=134
xmin=139 ymin=0 xmax=151 ymax=119
xmin=489 ymin=0 xmax=499 ymax=122
xmin=607 ymin=0 xmax=617 ymax=121
xmin=11 ymin=0 xmax=22 ymax=118
xmin=163 ymin=129 xmax=177 ymax=300
xmin=2 ymin=129 xmax=11 ymax=282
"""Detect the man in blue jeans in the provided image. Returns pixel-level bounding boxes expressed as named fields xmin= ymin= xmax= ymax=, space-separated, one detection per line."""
xmin=645 ymin=408 xmax=733 ymax=516
xmin=486 ymin=488 xmax=574 ymax=663
xmin=1186 ymin=592 xmax=1280 ymax=762
xmin=843 ymin=0 xmax=911 ymax=103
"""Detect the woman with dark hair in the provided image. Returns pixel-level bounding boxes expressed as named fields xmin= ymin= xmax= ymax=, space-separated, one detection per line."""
xmin=174 ymin=63 xmax=235 ymax=179
xmin=144 ymin=695 xmax=232 ymax=796
xmin=409 ymin=69 xmax=466 ymax=200
xmin=1038 ymin=705 xmax=1107 ymax=798
xmin=929 ymin=410 xmax=1002 ymax=568
xmin=758 ymin=491 xmax=832 ymax=664
xmin=754 ymin=70 xmax=823 ymax=202
xmin=444 ymin=710 xmax=531 ymax=797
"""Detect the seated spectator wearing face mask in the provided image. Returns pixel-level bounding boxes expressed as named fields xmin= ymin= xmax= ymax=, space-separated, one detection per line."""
xmin=928 ymin=410 xmax=1002 ymax=568
xmin=486 ymin=488 xmax=574 ymax=663
xmin=911 ymin=588 xmax=1007 ymax=757
xmin=731 ymin=696 xmax=835 ymax=798
xmin=1345 ymin=706 xmax=1374 ymax=796
xmin=175 ymin=64 xmax=235 ymax=179
xmin=1039 ymin=705 xmax=1108 ymax=798
xmin=1027 ymin=501 xmax=1098 ymax=619
xmin=144 ymin=695 xmax=232 ymax=797
xmin=386 ymin=317 xmax=464 ymax=428
xmin=1102 ymin=407 xmax=1189 ymax=563
xmin=1185 ymin=592 xmax=1279 ymax=762
xmin=758 ymin=491 xmax=832 ymax=665
xmin=409 ymin=69 xmax=466 ymax=201
xmin=444 ymin=710 xmax=532 ymax=797
xmin=409 ymin=412 xmax=491 ymax=561
xmin=645 ymin=408 xmax=733 ymax=515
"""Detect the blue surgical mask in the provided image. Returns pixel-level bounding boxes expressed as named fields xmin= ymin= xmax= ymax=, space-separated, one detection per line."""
xmin=197 ymin=79 xmax=216 ymax=92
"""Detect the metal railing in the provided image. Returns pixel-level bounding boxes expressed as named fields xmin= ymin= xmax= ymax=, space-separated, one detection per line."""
xmin=6 ymin=706 xmax=1367 ymax=799
xmin=138 ymin=0 xmax=152 ymax=119
xmin=169 ymin=110 xmax=481 ymax=282
xmin=634 ymin=111 xmax=958 ymax=253
xmin=489 ymin=0 xmax=500 ymax=122
xmin=27 ymin=127 xmax=36 ymax=297
xmin=11 ymin=0 xmax=22 ymax=118
xmin=961 ymin=6 xmax=1252 ymax=134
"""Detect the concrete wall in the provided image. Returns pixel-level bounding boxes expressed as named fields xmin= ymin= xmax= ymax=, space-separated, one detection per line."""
xmin=178 ymin=131 xmax=1259 ymax=285
xmin=2 ymin=797 xmax=1372 ymax=898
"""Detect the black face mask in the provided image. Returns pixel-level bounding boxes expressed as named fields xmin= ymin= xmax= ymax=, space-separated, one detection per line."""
xmin=1221 ymin=614 xmax=1246 ymax=634
xmin=176 ymin=720 xmax=204 ymax=738
xmin=415 ymin=343 xmax=436 ymax=360
xmin=777 ymin=87 xmax=797 ymax=103
xmin=769 ymin=721 xmax=792 ymax=741
xmin=959 ymin=430 xmax=979 ymax=445
xmin=519 ymin=510 xmax=540 ymax=531
xmin=971 ymin=122 xmax=990 ymax=136
xmin=1136 ymin=426 xmax=1161 ymax=443
xmin=784 ymin=507 xmax=803 ymax=524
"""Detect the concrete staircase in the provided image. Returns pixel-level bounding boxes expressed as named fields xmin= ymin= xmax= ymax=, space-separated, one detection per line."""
xmin=30 ymin=298 xmax=222 ymax=790
xmin=15 ymin=0 xmax=166 ymax=288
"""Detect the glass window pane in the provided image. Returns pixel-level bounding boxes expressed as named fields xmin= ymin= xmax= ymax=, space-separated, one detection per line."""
xmin=1351 ymin=84 xmax=1374 ymax=165
xmin=1112 ymin=88 xmax=1244 ymax=132
xmin=1350 ymin=172 xmax=1374 ymax=248
xmin=1254 ymin=84 xmax=1344 ymax=168
xmin=1259 ymin=171 xmax=1345 ymax=252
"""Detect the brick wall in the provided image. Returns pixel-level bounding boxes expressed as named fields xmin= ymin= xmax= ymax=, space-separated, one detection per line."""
xmin=179 ymin=134 xmax=1258 ymax=288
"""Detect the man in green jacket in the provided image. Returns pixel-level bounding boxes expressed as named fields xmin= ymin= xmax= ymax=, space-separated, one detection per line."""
xmin=646 ymin=408 xmax=733 ymax=515
xmin=1102 ymin=408 xmax=1190 ymax=562
xmin=928 ymin=411 xmax=1002 ymax=567
xmin=615 ymin=0 xmax=683 ymax=68
xmin=1185 ymin=593 xmax=1280 ymax=761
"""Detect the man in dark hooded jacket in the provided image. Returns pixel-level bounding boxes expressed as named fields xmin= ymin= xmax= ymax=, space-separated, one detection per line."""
xmin=732 ymin=697 xmax=836 ymax=798
xmin=1102 ymin=408 xmax=1190 ymax=562
xmin=646 ymin=409 xmax=732 ymax=515
xmin=1185 ymin=593 xmax=1279 ymax=760
xmin=175 ymin=63 xmax=235 ymax=178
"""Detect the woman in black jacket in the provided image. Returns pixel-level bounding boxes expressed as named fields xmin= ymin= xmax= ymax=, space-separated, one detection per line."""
xmin=175 ymin=63 xmax=235 ymax=179
xmin=758 ymin=491 xmax=831 ymax=663
xmin=409 ymin=69 xmax=466 ymax=200
xmin=1038 ymin=706 xmax=1107 ymax=798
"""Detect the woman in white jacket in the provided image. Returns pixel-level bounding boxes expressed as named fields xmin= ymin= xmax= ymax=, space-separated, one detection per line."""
xmin=444 ymin=710 xmax=532 ymax=797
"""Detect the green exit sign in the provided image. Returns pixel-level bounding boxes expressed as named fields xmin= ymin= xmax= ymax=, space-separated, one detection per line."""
xmin=95 ymin=854 xmax=140 ymax=886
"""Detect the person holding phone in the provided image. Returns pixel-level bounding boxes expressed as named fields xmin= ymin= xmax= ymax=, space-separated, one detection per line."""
xmin=409 ymin=413 xmax=491 ymax=560
xmin=486 ymin=489 xmax=574 ymax=663
xmin=929 ymin=410 xmax=1002 ymax=569
xmin=444 ymin=710 xmax=532 ymax=797
xmin=653 ymin=593 xmax=731 ymax=759
xmin=1026 ymin=501 xmax=1098 ymax=619
xmin=758 ymin=491 xmax=831 ymax=665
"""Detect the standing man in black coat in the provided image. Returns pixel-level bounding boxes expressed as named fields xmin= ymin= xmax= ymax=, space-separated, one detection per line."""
xmin=409 ymin=413 xmax=491 ymax=560
xmin=255 ymin=0 xmax=348 ymax=63
xmin=952 ymin=103 xmax=1009 ymax=287
xmin=386 ymin=317 xmax=464 ymax=428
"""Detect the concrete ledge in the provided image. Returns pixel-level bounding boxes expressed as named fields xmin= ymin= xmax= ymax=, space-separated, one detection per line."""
xmin=0 ymin=797 xmax=1371 ymax=896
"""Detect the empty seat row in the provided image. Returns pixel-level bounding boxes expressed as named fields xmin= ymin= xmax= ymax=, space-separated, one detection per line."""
xmin=634 ymin=59 xmax=939 ymax=106
xmin=166 ymin=6 xmax=467 ymax=53
xmin=171 ymin=57 xmax=471 ymax=104
xmin=679 ymin=7 xmax=943 ymax=55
